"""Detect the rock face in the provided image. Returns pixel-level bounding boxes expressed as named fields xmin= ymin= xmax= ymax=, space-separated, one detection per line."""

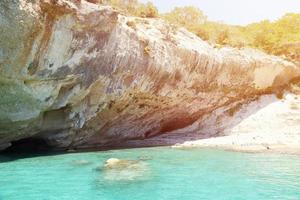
xmin=0 ymin=0 xmax=300 ymax=151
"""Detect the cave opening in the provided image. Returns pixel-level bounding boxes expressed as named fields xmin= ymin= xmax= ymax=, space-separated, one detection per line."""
xmin=3 ymin=137 xmax=53 ymax=153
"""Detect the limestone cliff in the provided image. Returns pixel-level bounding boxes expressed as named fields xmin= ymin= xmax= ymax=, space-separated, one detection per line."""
xmin=0 ymin=0 xmax=299 ymax=151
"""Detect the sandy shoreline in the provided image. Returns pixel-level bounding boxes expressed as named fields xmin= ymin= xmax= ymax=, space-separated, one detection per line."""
xmin=118 ymin=93 xmax=300 ymax=155
xmin=171 ymin=138 xmax=300 ymax=155
xmin=173 ymin=93 xmax=300 ymax=155
xmin=109 ymin=132 xmax=300 ymax=155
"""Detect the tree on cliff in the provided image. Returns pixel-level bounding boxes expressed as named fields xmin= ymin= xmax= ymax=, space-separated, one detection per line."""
xmin=163 ymin=6 xmax=207 ymax=27
xmin=99 ymin=0 xmax=158 ymax=18
xmin=135 ymin=2 xmax=158 ymax=18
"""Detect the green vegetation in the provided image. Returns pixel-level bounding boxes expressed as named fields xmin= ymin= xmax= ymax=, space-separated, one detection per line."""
xmin=163 ymin=6 xmax=300 ymax=62
xmin=98 ymin=0 xmax=158 ymax=18
xmin=99 ymin=1 xmax=300 ymax=63
xmin=246 ymin=14 xmax=300 ymax=62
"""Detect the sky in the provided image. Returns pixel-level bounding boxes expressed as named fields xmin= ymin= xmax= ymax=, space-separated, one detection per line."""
xmin=140 ymin=0 xmax=300 ymax=25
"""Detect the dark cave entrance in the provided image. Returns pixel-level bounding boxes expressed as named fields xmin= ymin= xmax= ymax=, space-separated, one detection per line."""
xmin=3 ymin=137 xmax=52 ymax=153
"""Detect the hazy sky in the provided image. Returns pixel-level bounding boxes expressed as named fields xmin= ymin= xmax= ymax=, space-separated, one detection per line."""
xmin=140 ymin=0 xmax=300 ymax=25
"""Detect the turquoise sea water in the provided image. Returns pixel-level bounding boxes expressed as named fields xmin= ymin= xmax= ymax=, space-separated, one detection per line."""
xmin=0 ymin=147 xmax=300 ymax=200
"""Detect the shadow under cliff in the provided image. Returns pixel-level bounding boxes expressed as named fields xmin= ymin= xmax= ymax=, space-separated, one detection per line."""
xmin=115 ymin=94 xmax=280 ymax=148
xmin=0 ymin=94 xmax=285 ymax=160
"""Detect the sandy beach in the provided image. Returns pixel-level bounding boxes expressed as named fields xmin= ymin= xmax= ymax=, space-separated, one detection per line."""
xmin=119 ymin=93 xmax=300 ymax=154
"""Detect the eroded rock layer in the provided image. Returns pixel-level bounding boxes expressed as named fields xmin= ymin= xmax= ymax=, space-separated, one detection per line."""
xmin=0 ymin=0 xmax=299 ymax=150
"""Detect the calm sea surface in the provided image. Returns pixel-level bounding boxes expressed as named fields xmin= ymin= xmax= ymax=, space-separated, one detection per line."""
xmin=0 ymin=147 xmax=300 ymax=200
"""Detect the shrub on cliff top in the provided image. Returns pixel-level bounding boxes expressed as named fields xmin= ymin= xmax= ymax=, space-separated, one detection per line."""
xmin=99 ymin=0 xmax=158 ymax=18
xmin=135 ymin=2 xmax=158 ymax=18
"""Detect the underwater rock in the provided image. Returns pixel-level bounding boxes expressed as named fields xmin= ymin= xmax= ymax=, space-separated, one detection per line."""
xmin=102 ymin=158 xmax=150 ymax=181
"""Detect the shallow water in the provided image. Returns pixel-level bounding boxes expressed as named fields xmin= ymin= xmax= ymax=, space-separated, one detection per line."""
xmin=0 ymin=147 xmax=300 ymax=200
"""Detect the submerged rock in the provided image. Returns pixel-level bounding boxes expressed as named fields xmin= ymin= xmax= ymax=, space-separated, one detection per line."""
xmin=104 ymin=158 xmax=138 ymax=169
xmin=0 ymin=0 xmax=300 ymax=150
xmin=101 ymin=158 xmax=150 ymax=181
